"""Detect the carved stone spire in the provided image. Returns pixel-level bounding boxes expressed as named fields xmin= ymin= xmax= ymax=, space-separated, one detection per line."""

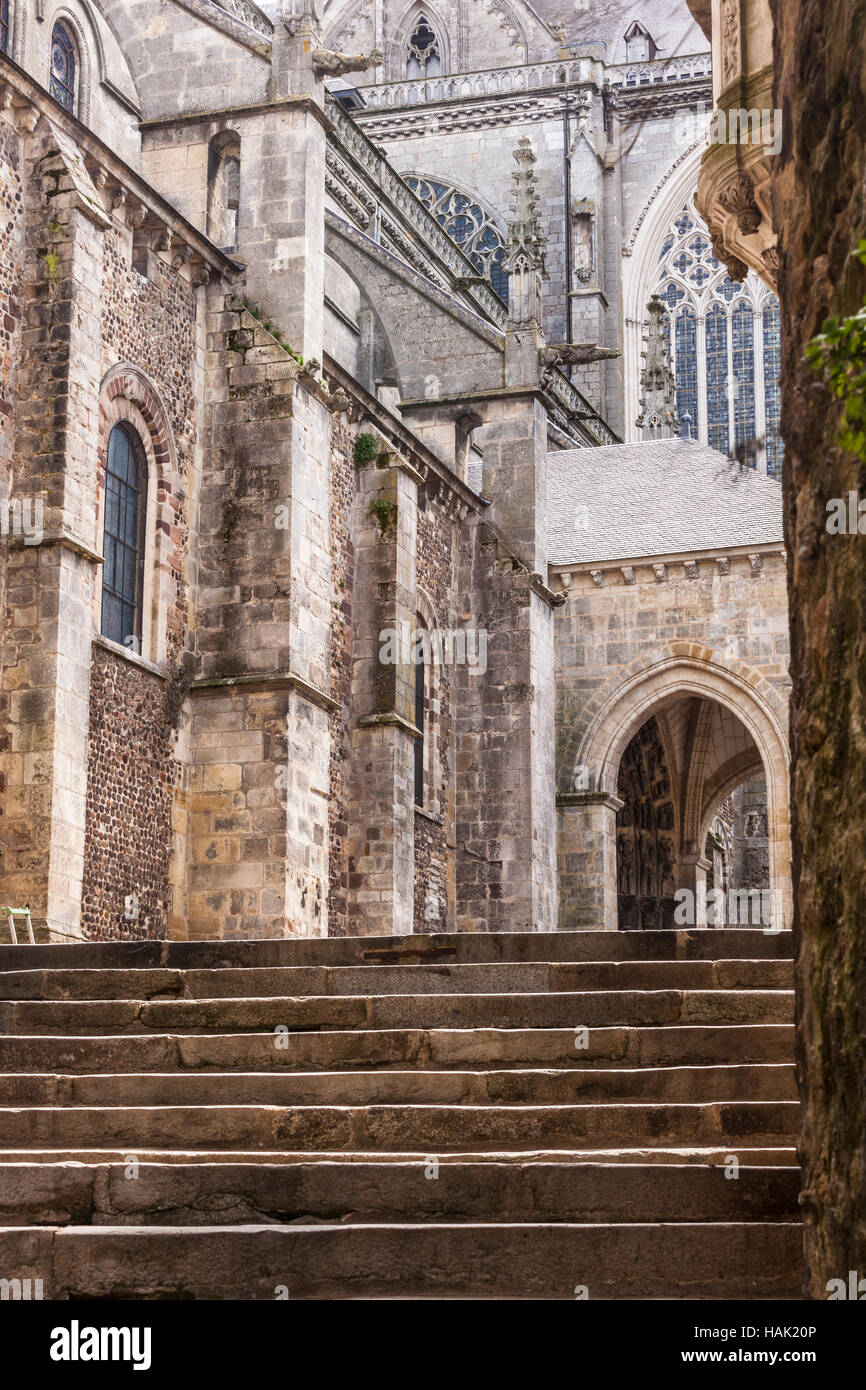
xmin=636 ymin=294 xmax=679 ymax=440
xmin=505 ymin=138 xmax=546 ymax=330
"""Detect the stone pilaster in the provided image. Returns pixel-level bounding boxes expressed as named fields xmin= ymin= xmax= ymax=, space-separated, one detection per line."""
xmin=0 ymin=123 xmax=109 ymax=939
xmin=347 ymin=449 xmax=421 ymax=935
xmin=184 ymin=298 xmax=336 ymax=938
xmin=556 ymin=791 xmax=622 ymax=930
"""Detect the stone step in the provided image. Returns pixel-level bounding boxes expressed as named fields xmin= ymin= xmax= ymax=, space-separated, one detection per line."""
xmin=0 ymin=1024 xmax=796 ymax=1072
xmin=0 ymin=958 xmax=794 ymax=1000
xmin=0 ymin=928 xmax=794 ymax=973
xmin=0 ymin=1159 xmax=801 ymax=1227
xmin=0 ymin=1222 xmax=804 ymax=1298
xmin=0 ymin=1145 xmax=800 ymax=1166
xmin=0 ymin=1101 xmax=800 ymax=1151
xmin=0 ymin=989 xmax=795 ymax=1035
xmin=1 ymin=1064 xmax=798 ymax=1108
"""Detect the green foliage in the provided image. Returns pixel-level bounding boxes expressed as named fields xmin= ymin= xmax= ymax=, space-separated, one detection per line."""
xmin=353 ymin=432 xmax=380 ymax=468
xmin=805 ymin=240 xmax=866 ymax=457
xmin=239 ymin=298 xmax=304 ymax=365
xmin=368 ymin=497 xmax=395 ymax=535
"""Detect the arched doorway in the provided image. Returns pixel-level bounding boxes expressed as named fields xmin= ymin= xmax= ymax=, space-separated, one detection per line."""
xmin=559 ymin=649 xmax=792 ymax=931
xmin=615 ymin=701 xmax=772 ymax=930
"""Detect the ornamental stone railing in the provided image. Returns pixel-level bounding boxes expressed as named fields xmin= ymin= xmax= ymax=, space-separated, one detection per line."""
xmin=209 ymin=0 xmax=272 ymax=40
xmin=360 ymin=56 xmax=601 ymax=109
xmin=327 ymin=96 xmax=509 ymax=329
xmin=608 ymin=54 xmax=711 ymax=89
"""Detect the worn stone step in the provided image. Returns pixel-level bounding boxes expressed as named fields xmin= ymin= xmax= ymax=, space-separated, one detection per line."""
xmin=0 ymin=1100 xmax=799 ymax=1151
xmin=0 ymin=1145 xmax=800 ymax=1166
xmin=0 ymin=1159 xmax=801 ymax=1227
xmin=0 ymin=1024 xmax=796 ymax=1073
xmin=1 ymin=1063 xmax=798 ymax=1108
xmin=0 ymin=958 xmax=794 ymax=1001
xmin=0 ymin=1221 xmax=804 ymax=1299
xmin=0 ymin=928 xmax=794 ymax=974
xmin=0 ymin=989 xmax=795 ymax=1035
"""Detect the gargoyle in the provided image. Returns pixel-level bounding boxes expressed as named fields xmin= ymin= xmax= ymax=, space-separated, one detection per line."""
xmin=312 ymin=47 xmax=384 ymax=77
xmin=541 ymin=343 xmax=621 ymax=367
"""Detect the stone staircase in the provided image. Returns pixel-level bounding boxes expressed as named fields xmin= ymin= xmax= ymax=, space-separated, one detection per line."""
xmin=0 ymin=929 xmax=804 ymax=1299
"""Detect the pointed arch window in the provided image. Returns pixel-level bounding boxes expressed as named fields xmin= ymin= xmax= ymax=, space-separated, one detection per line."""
xmin=49 ymin=22 xmax=77 ymax=113
xmin=407 ymin=15 xmax=442 ymax=78
xmin=653 ymin=199 xmax=783 ymax=476
xmin=101 ymin=422 xmax=147 ymax=650
xmin=1 ymin=0 xmax=10 ymax=55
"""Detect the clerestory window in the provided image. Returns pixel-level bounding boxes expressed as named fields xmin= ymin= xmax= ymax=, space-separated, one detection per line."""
xmin=49 ymin=22 xmax=77 ymax=113
xmin=407 ymin=16 xmax=441 ymax=78
xmin=404 ymin=176 xmax=508 ymax=305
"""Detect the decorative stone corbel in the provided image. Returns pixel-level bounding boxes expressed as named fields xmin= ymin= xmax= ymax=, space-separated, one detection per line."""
xmin=652 ymin=564 xmax=667 ymax=583
xmin=718 ymin=175 xmax=762 ymax=236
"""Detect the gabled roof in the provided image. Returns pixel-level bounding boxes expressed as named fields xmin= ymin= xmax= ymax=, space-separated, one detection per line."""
xmin=546 ymin=439 xmax=783 ymax=566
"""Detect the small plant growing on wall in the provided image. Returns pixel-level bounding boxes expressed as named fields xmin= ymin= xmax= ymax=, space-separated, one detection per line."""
xmin=353 ymin=432 xmax=380 ymax=469
xmin=806 ymin=240 xmax=866 ymax=459
xmin=369 ymin=497 xmax=396 ymax=535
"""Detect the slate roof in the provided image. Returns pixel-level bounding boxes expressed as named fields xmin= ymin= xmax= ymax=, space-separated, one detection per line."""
xmin=546 ymin=439 xmax=784 ymax=567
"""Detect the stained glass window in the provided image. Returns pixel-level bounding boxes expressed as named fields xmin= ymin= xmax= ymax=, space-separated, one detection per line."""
xmin=652 ymin=198 xmax=783 ymax=474
xmin=675 ymin=308 xmax=698 ymax=438
xmin=763 ymin=301 xmax=783 ymax=479
xmin=404 ymin=176 xmax=508 ymax=304
xmin=50 ymin=23 xmax=76 ymax=113
xmin=732 ymin=300 xmax=757 ymax=462
xmin=101 ymin=423 xmax=146 ymax=649
xmin=705 ymin=304 xmax=729 ymax=454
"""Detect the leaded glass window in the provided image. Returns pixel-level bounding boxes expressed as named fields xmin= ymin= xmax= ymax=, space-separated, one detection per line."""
xmin=763 ymin=301 xmax=783 ymax=479
xmin=652 ymin=198 xmax=783 ymax=474
xmin=1 ymin=0 xmax=10 ymax=55
xmin=49 ymin=22 xmax=76 ymax=113
xmin=404 ymin=176 xmax=508 ymax=305
xmin=101 ymin=422 xmax=147 ymax=649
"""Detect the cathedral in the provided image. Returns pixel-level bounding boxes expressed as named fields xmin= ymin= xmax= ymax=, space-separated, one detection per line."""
xmin=0 ymin=0 xmax=827 ymax=1309
xmin=0 ymin=0 xmax=790 ymax=944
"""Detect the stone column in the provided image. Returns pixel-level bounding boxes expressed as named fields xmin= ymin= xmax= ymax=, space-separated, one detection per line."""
xmin=0 ymin=124 xmax=109 ymax=939
xmin=680 ymin=851 xmax=712 ymax=927
xmin=557 ymin=792 xmax=622 ymax=930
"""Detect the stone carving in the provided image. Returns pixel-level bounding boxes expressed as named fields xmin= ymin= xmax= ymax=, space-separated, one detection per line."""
xmin=720 ymin=0 xmax=741 ymax=88
xmin=542 ymin=342 xmax=620 ymax=368
xmin=312 ymin=46 xmax=383 ymax=77
xmin=719 ymin=175 xmax=762 ymax=236
xmin=711 ymin=230 xmax=748 ymax=283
